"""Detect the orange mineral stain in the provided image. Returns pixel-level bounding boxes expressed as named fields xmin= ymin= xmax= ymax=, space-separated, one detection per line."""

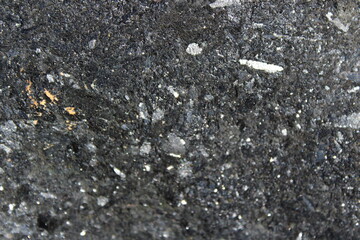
xmin=39 ymin=99 xmax=47 ymax=106
xmin=65 ymin=107 xmax=76 ymax=115
xmin=44 ymin=89 xmax=58 ymax=102
xmin=25 ymin=80 xmax=33 ymax=93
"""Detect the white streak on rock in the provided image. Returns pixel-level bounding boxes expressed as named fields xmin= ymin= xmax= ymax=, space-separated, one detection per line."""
xmin=111 ymin=165 xmax=126 ymax=179
xmin=59 ymin=72 xmax=71 ymax=78
xmin=0 ymin=144 xmax=12 ymax=154
xmin=335 ymin=112 xmax=360 ymax=129
xmin=239 ymin=59 xmax=284 ymax=73
xmin=168 ymin=153 xmax=182 ymax=158
xmin=326 ymin=12 xmax=350 ymax=32
xmin=347 ymin=86 xmax=359 ymax=93
xmin=40 ymin=192 xmax=57 ymax=199
xmin=209 ymin=0 xmax=242 ymax=8
xmin=168 ymin=86 xmax=180 ymax=98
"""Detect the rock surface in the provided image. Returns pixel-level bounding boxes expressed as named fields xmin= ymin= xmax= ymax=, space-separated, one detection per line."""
xmin=0 ymin=0 xmax=359 ymax=239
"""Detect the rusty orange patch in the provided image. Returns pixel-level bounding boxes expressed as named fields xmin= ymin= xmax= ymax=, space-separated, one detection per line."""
xmin=65 ymin=107 xmax=76 ymax=115
xmin=66 ymin=120 xmax=77 ymax=130
xmin=44 ymin=89 xmax=58 ymax=102
xmin=39 ymin=99 xmax=47 ymax=106
xmin=25 ymin=80 xmax=33 ymax=94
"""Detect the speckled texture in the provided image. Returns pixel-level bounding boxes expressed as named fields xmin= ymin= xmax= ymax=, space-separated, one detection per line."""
xmin=0 ymin=0 xmax=359 ymax=239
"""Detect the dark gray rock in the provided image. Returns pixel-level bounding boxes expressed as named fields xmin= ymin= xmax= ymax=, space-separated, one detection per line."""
xmin=0 ymin=0 xmax=359 ymax=239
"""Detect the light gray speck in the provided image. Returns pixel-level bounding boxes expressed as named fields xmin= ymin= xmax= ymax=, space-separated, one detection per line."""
xmin=204 ymin=95 xmax=214 ymax=101
xmin=138 ymin=103 xmax=149 ymax=120
xmin=97 ymin=196 xmax=109 ymax=207
xmin=209 ymin=0 xmax=242 ymax=8
xmin=46 ymin=74 xmax=55 ymax=83
xmin=336 ymin=131 xmax=344 ymax=143
xmin=335 ymin=112 xmax=360 ymax=129
xmin=88 ymin=39 xmax=97 ymax=49
xmin=89 ymin=158 xmax=98 ymax=167
xmin=152 ymin=108 xmax=164 ymax=123
xmin=121 ymin=124 xmax=129 ymax=130
xmin=163 ymin=133 xmax=186 ymax=155
xmin=140 ymin=141 xmax=151 ymax=156
xmin=296 ymin=232 xmax=303 ymax=240
xmin=0 ymin=120 xmax=17 ymax=135
xmin=86 ymin=143 xmax=97 ymax=153
xmin=186 ymin=43 xmax=203 ymax=56
xmin=178 ymin=161 xmax=192 ymax=178
xmin=199 ymin=146 xmax=209 ymax=158
xmin=326 ymin=12 xmax=350 ymax=32
xmin=0 ymin=144 xmax=12 ymax=154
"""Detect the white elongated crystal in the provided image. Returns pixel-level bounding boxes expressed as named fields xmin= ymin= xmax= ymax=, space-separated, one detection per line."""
xmin=239 ymin=59 xmax=284 ymax=73
xmin=209 ymin=0 xmax=242 ymax=8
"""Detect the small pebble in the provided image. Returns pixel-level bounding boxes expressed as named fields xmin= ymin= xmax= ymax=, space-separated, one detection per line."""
xmin=88 ymin=39 xmax=97 ymax=49
xmin=186 ymin=43 xmax=203 ymax=56
xmin=80 ymin=230 xmax=86 ymax=236
xmin=97 ymin=196 xmax=109 ymax=207
xmin=140 ymin=141 xmax=151 ymax=156
xmin=46 ymin=74 xmax=55 ymax=83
